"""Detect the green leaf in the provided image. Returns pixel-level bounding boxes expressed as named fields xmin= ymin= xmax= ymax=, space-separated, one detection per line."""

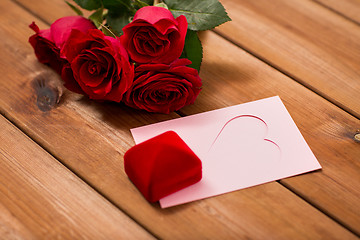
xmin=133 ymin=0 xmax=150 ymax=9
xmin=106 ymin=9 xmax=132 ymax=35
xmin=65 ymin=1 xmax=83 ymax=16
xmin=103 ymin=0 xmax=134 ymax=35
xmin=164 ymin=0 xmax=231 ymax=31
xmin=73 ymin=0 xmax=102 ymax=10
xmin=180 ymin=30 xmax=203 ymax=71
xmin=89 ymin=8 xmax=104 ymax=28
xmin=103 ymin=0 xmax=134 ymax=13
xmin=100 ymin=24 xmax=117 ymax=38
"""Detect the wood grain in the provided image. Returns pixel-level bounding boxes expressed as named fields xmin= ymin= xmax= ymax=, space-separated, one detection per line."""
xmin=313 ymin=0 xmax=360 ymax=24
xmin=188 ymin=30 xmax=360 ymax=234
xmin=0 ymin=115 xmax=153 ymax=239
xmin=2 ymin=0 xmax=359 ymax=238
xmin=13 ymin=0 xmax=85 ymax=23
xmin=182 ymin=30 xmax=360 ymax=235
xmin=216 ymin=0 xmax=360 ymax=118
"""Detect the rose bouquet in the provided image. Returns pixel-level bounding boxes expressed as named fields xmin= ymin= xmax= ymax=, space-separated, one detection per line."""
xmin=29 ymin=0 xmax=230 ymax=113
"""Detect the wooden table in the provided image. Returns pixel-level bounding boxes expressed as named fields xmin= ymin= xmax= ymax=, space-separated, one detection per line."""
xmin=1 ymin=0 xmax=359 ymax=239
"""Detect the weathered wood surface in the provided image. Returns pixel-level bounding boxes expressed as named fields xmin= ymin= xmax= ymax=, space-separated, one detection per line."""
xmin=216 ymin=0 xmax=360 ymax=118
xmin=1 ymin=0 xmax=359 ymax=238
xmin=313 ymin=0 xmax=360 ymax=24
xmin=186 ymin=31 xmax=360 ymax=235
xmin=0 ymin=115 xmax=154 ymax=239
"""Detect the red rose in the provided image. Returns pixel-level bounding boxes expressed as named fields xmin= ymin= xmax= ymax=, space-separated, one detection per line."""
xmin=51 ymin=16 xmax=96 ymax=49
xmin=120 ymin=6 xmax=187 ymax=64
xmin=124 ymin=59 xmax=202 ymax=114
xmin=29 ymin=22 xmax=66 ymax=74
xmin=29 ymin=16 xmax=96 ymax=74
xmin=61 ymin=29 xmax=134 ymax=102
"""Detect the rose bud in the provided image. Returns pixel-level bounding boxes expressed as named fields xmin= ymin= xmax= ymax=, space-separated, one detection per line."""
xmin=61 ymin=29 xmax=134 ymax=102
xmin=29 ymin=22 xmax=66 ymax=74
xmin=120 ymin=6 xmax=187 ymax=64
xmin=29 ymin=16 xmax=96 ymax=74
xmin=124 ymin=58 xmax=202 ymax=114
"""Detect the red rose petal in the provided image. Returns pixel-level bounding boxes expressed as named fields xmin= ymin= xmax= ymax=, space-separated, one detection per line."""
xmin=51 ymin=16 xmax=96 ymax=49
xmin=133 ymin=6 xmax=176 ymax=25
xmin=120 ymin=6 xmax=187 ymax=64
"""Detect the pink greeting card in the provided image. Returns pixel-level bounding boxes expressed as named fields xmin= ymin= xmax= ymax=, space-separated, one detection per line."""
xmin=130 ymin=96 xmax=321 ymax=208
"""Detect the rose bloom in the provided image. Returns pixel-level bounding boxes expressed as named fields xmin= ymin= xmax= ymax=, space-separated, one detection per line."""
xmin=61 ymin=29 xmax=134 ymax=102
xmin=124 ymin=59 xmax=202 ymax=114
xmin=120 ymin=6 xmax=187 ymax=64
xmin=29 ymin=16 xmax=96 ymax=74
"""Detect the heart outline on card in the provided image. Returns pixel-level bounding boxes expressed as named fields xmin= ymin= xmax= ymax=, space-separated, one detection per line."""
xmin=203 ymin=115 xmax=282 ymax=190
xmin=158 ymin=114 xmax=282 ymax=208
xmin=130 ymin=96 xmax=321 ymax=208
xmin=208 ymin=114 xmax=281 ymax=154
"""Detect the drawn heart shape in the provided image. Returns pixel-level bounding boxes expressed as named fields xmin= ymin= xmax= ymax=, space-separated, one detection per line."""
xmin=160 ymin=115 xmax=281 ymax=207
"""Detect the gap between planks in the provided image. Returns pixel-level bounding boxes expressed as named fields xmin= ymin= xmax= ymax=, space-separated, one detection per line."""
xmin=11 ymin=0 xmax=49 ymax=27
xmin=6 ymin=1 xmax=160 ymax=237
xmin=277 ymin=180 xmax=360 ymax=238
xmin=212 ymin=29 xmax=360 ymax=122
xmin=0 ymin=110 xmax=161 ymax=240
xmin=10 ymin=0 xmax=359 ymax=237
xmin=311 ymin=0 xmax=360 ymax=26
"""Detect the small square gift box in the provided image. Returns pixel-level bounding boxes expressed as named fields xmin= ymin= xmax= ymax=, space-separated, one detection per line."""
xmin=124 ymin=131 xmax=202 ymax=202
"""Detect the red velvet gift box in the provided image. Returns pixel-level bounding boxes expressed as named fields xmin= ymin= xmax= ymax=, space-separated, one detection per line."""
xmin=124 ymin=131 xmax=202 ymax=202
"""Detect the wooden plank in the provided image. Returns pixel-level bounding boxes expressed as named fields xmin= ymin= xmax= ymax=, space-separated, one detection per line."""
xmin=0 ymin=202 xmax=36 ymax=239
xmin=13 ymin=0 xmax=82 ymax=23
xmin=215 ymin=0 xmax=360 ymax=118
xmin=3 ymin=0 xmax=359 ymax=238
xmin=313 ymin=0 xmax=360 ymax=24
xmin=0 ymin=115 xmax=154 ymax=239
xmin=181 ymin=31 xmax=360 ymax=235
